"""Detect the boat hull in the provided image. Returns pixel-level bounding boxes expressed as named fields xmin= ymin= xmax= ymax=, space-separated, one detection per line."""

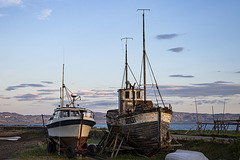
xmin=47 ymin=118 xmax=95 ymax=137
xmin=47 ymin=118 xmax=95 ymax=147
xmin=106 ymin=108 xmax=172 ymax=156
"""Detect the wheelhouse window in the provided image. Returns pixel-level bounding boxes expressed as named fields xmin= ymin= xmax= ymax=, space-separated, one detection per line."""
xmin=125 ymin=91 xmax=129 ymax=99
xmin=53 ymin=111 xmax=60 ymax=119
xmin=131 ymin=91 xmax=135 ymax=99
xmin=62 ymin=110 xmax=69 ymax=117
xmin=71 ymin=111 xmax=80 ymax=117
xmin=84 ymin=110 xmax=94 ymax=118
xmin=136 ymin=91 xmax=140 ymax=99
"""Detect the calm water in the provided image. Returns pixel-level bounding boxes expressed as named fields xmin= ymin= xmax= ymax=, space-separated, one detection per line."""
xmin=94 ymin=123 xmax=238 ymax=131
xmin=2 ymin=123 xmax=237 ymax=131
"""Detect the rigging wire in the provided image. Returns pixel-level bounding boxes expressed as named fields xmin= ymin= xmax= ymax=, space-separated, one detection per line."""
xmin=64 ymin=86 xmax=73 ymax=105
xmin=128 ymin=64 xmax=139 ymax=87
xmin=145 ymin=53 xmax=166 ymax=107
xmin=146 ymin=58 xmax=159 ymax=105
xmin=139 ymin=56 xmax=143 ymax=88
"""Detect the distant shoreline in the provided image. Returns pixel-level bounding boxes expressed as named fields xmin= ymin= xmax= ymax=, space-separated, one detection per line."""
xmin=1 ymin=122 xmax=239 ymax=131
xmin=1 ymin=111 xmax=239 ymax=127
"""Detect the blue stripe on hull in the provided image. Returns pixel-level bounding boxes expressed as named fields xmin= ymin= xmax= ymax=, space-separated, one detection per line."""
xmin=47 ymin=119 xmax=96 ymax=129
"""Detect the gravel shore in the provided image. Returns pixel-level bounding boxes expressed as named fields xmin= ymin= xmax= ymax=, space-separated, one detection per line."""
xmin=0 ymin=128 xmax=42 ymax=160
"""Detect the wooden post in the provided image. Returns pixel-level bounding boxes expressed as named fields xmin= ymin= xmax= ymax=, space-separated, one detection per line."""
xmin=213 ymin=120 xmax=216 ymax=132
xmin=236 ymin=119 xmax=239 ymax=133
xmin=111 ymin=133 xmax=119 ymax=158
xmin=200 ymin=122 xmax=202 ymax=134
xmin=158 ymin=107 xmax=162 ymax=150
xmin=115 ymin=137 xmax=124 ymax=158
xmin=41 ymin=114 xmax=47 ymax=142
xmin=100 ymin=127 xmax=112 ymax=154
xmin=185 ymin=123 xmax=198 ymax=134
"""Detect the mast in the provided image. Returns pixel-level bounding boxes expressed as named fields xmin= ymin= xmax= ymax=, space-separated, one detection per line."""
xmin=137 ymin=9 xmax=150 ymax=102
xmin=121 ymin=37 xmax=133 ymax=89
xmin=61 ymin=64 xmax=65 ymax=107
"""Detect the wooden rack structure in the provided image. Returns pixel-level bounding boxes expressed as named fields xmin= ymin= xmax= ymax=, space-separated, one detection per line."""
xmin=186 ymin=118 xmax=240 ymax=134
xmin=98 ymin=128 xmax=134 ymax=158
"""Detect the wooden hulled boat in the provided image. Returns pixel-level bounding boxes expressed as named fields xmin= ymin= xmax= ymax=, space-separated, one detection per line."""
xmin=106 ymin=10 xmax=173 ymax=156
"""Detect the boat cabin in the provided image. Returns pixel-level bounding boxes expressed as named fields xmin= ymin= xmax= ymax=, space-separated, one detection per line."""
xmin=50 ymin=108 xmax=94 ymax=120
xmin=118 ymin=88 xmax=143 ymax=114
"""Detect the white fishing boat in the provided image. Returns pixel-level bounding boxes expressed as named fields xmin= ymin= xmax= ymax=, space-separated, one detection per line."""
xmin=47 ymin=107 xmax=95 ymax=139
xmin=106 ymin=9 xmax=173 ymax=157
xmin=46 ymin=64 xmax=96 ymax=156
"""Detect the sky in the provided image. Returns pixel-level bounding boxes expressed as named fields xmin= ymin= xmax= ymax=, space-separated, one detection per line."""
xmin=0 ymin=0 xmax=240 ymax=115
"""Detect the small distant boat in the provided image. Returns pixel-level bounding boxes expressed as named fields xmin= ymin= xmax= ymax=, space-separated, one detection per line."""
xmin=46 ymin=64 xmax=96 ymax=152
xmin=0 ymin=136 xmax=21 ymax=141
xmin=106 ymin=10 xmax=173 ymax=157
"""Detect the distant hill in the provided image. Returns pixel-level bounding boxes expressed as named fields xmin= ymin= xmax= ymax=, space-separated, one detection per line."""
xmin=0 ymin=111 xmax=239 ymax=125
xmin=171 ymin=112 xmax=240 ymax=123
xmin=0 ymin=112 xmax=51 ymax=125
xmin=0 ymin=112 xmax=105 ymax=125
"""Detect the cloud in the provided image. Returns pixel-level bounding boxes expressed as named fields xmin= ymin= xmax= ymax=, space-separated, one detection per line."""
xmin=80 ymin=100 xmax=117 ymax=107
xmin=76 ymin=89 xmax=117 ymax=98
xmin=91 ymin=89 xmax=116 ymax=97
xmin=41 ymin=81 xmax=54 ymax=84
xmin=193 ymin=81 xmax=232 ymax=86
xmin=169 ymin=74 xmax=194 ymax=78
xmin=89 ymin=100 xmax=117 ymax=106
xmin=0 ymin=13 xmax=7 ymax=17
xmin=37 ymin=89 xmax=59 ymax=95
xmin=0 ymin=0 xmax=22 ymax=7
xmin=235 ymin=71 xmax=240 ymax=74
xmin=40 ymin=97 xmax=58 ymax=101
xmin=0 ymin=95 xmax=10 ymax=99
xmin=6 ymin=83 xmax=45 ymax=91
xmin=195 ymin=99 xmax=225 ymax=105
xmin=159 ymin=81 xmax=240 ymax=97
xmin=14 ymin=93 xmax=40 ymax=101
xmin=168 ymin=47 xmax=184 ymax=53
xmin=38 ymin=89 xmax=59 ymax=92
xmin=13 ymin=92 xmax=59 ymax=101
xmin=38 ymin=9 xmax=52 ymax=20
xmin=156 ymin=33 xmax=179 ymax=40
xmin=76 ymin=90 xmax=95 ymax=96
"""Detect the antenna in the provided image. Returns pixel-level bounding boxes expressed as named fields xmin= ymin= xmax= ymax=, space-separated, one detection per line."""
xmin=61 ymin=64 xmax=65 ymax=107
xmin=137 ymin=9 xmax=150 ymax=13
xmin=121 ymin=37 xmax=133 ymax=89
xmin=137 ymin=8 xmax=150 ymax=102
xmin=61 ymin=49 xmax=65 ymax=107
